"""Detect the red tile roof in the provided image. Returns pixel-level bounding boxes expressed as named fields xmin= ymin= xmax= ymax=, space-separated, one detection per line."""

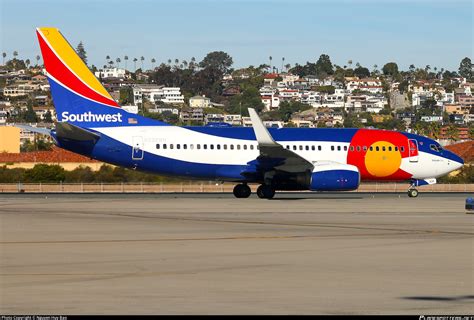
xmin=0 ymin=146 xmax=98 ymax=163
xmin=444 ymin=140 xmax=474 ymax=163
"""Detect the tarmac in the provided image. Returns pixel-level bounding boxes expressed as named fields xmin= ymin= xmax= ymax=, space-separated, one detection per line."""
xmin=0 ymin=193 xmax=473 ymax=314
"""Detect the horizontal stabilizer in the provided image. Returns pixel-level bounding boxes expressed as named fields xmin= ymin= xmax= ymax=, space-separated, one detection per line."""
xmin=14 ymin=124 xmax=52 ymax=136
xmin=56 ymin=122 xmax=100 ymax=142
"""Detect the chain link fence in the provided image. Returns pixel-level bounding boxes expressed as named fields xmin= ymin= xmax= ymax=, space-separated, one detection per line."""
xmin=1 ymin=182 xmax=473 ymax=193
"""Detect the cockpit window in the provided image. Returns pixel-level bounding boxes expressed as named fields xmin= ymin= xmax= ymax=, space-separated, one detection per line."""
xmin=430 ymin=144 xmax=442 ymax=152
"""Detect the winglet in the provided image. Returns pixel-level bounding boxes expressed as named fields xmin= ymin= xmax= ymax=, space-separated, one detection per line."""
xmin=248 ymin=108 xmax=277 ymax=146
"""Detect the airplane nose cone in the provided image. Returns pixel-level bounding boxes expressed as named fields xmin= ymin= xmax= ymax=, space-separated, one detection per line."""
xmin=446 ymin=150 xmax=464 ymax=170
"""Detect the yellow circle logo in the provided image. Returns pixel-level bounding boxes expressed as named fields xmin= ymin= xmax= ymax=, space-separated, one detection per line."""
xmin=365 ymin=141 xmax=402 ymax=177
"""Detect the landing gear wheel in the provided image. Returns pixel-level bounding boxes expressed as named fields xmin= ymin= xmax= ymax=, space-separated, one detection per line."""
xmin=256 ymin=185 xmax=275 ymax=199
xmin=408 ymin=188 xmax=419 ymax=198
xmin=233 ymin=184 xmax=251 ymax=198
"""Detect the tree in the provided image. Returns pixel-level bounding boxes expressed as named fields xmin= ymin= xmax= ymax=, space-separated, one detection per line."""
xmin=354 ymin=66 xmax=370 ymax=78
xmin=446 ymin=125 xmax=459 ymax=142
xmin=44 ymin=110 xmax=53 ymax=123
xmin=76 ymin=41 xmax=87 ymax=65
xmin=124 ymin=55 xmax=128 ymax=70
xmin=315 ymin=54 xmax=334 ymax=77
xmin=116 ymin=57 xmax=121 ymax=68
xmin=382 ymin=62 xmax=398 ymax=77
xmin=106 ymin=55 xmax=110 ymax=66
xmin=25 ymin=59 xmax=30 ymax=69
xmin=140 ymin=56 xmax=145 ymax=70
xmin=269 ymin=56 xmax=273 ymax=71
xmin=151 ymin=58 xmax=156 ymax=69
xmin=458 ymin=57 xmax=472 ymax=80
xmin=13 ymin=51 xmax=18 ymax=59
xmin=199 ymin=51 xmax=233 ymax=74
xmin=36 ymin=55 xmax=40 ymax=66
xmin=2 ymin=52 xmax=6 ymax=65
xmin=133 ymin=57 xmax=138 ymax=71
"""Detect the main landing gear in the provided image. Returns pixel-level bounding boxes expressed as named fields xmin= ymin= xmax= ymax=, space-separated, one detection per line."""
xmin=256 ymin=185 xmax=275 ymax=199
xmin=233 ymin=183 xmax=251 ymax=198
xmin=407 ymin=188 xmax=419 ymax=198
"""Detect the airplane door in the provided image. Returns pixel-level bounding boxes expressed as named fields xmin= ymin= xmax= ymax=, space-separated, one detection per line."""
xmin=408 ymin=139 xmax=419 ymax=162
xmin=132 ymin=136 xmax=144 ymax=160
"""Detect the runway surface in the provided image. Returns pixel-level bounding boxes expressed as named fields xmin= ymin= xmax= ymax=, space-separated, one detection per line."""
xmin=0 ymin=193 xmax=473 ymax=314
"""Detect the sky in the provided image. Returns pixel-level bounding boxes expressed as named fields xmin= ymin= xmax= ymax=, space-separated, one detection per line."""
xmin=0 ymin=0 xmax=472 ymax=72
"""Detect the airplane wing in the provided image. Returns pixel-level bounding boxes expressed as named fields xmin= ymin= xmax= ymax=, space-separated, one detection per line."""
xmin=247 ymin=108 xmax=314 ymax=174
xmin=14 ymin=124 xmax=52 ymax=137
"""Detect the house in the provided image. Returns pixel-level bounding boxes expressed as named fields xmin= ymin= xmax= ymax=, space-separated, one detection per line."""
xmin=95 ymin=67 xmax=126 ymax=79
xmin=133 ymin=85 xmax=184 ymax=105
xmin=189 ymin=95 xmax=211 ymax=108
xmin=224 ymin=114 xmax=242 ymax=126
xmin=222 ymin=86 xmax=240 ymax=96
xmin=179 ymin=108 xmax=204 ymax=122
xmin=420 ymin=115 xmax=443 ymax=123
xmin=449 ymin=114 xmax=464 ymax=125
xmin=205 ymin=113 xmax=225 ymax=124
xmin=263 ymin=73 xmax=279 ymax=87
xmin=261 ymin=95 xmax=280 ymax=111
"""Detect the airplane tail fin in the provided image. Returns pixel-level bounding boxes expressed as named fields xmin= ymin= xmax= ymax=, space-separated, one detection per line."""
xmin=36 ymin=27 xmax=166 ymax=128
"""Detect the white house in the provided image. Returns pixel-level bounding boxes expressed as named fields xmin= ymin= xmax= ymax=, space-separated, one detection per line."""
xmin=189 ymin=95 xmax=211 ymax=108
xmin=95 ymin=67 xmax=126 ymax=79
xmin=261 ymin=95 xmax=280 ymax=111
xmin=133 ymin=85 xmax=184 ymax=105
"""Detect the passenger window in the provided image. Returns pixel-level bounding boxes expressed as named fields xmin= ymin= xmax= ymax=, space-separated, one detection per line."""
xmin=376 ymin=146 xmax=379 ymax=151
xmin=299 ymin=145 xmax=303 ymax=150
xmin=217 ymin=144 xmax=221 ymax=150
xmin=203 ymin=144 xmax=207 ymax=150
xmin=388 ymin=146 xmax=392 ymax=151
xmin=350 ymin=146 xmax=354 ymax=151
xmin=362 ymin=146 xmax=367 ymax=151
xmin=210 ymin=144 xmax=214 ymax=150
xmin=163 ymin=144 xmax=167 ymax=149
xmin=293 ymin=145 xmax=297 ymax=151
xmin=183 ymin=144 xmax=187 ymax=150
xmin=177 ymin=144 xmax=180 ymax=149
xmin=237 ymin=145 xmax=241 ymax=150
xmin=400 ymin=146 xmax=405 ymax=152
xmin=197 ymin=144 xmax=200 ymax=150
xmin=331 ymin=146 xmax=335 ymax=151
xmin=318 ymin=146 xmax=322 ymax=151
xmin=223 ymin=144 xmax=227 ymax=150
xmin=337 ymin=146 xmax=341 ymax=151
xmin=156 ymin=144 xmax=160 ymax=149
xmin=305 ymin=146 xmax=309 ymax=151
xmin=344 ymin=146 xmax=348 ymax=151
xmin=382 ymin=146 xmax=386 ymax=151
xmin=243 ymin=145 xmax=247 ymax=150
xmin=250 ymin=145 xmax=254 ymax=150
xmin=356 ymin=146 xmax=361 ymax=152
xmin=230 ymin=144 xmax=234 ymax=150
xmin=170 ymin=144 xmax=174 ymax=149
xmin=370 ymin=146 xmax=373 ymax=151
xmin=395 ymin=146 xmax=398 ymax=151
xmin=190 ymin=144 xmax=194 ymax=150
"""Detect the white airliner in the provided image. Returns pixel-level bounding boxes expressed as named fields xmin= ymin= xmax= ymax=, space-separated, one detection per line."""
xmin=22 ymin=27 xmax=464 ymax=199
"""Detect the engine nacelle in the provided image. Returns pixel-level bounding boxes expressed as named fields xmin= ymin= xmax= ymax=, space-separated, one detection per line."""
xmin=309 ymin=163 xmax=360 ymax=191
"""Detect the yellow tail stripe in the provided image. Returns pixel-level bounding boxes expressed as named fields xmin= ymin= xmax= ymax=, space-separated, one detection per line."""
xmin=37 ymin=27 xmax=113 ymax=100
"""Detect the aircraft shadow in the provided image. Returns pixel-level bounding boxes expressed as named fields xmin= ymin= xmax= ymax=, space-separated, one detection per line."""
xmin=401 ymin=295 xmax=474 ymax=302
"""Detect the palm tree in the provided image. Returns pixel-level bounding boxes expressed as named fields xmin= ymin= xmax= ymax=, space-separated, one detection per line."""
xmin=348 ymin=60 xmax=353 ymax=69
xmin=167 ymin=59 xmax=172 ymax=66
xmin=25 ymin=59 xmax=30 ymax=69
xmin=269 ymin=56 xmax=272 ymax=72
xmin=174 ymin=58 xmax=179 ymax=66
xmin=151 ymin=58 xmax=156 ymax=69
xmin=133 ymin=58 xmax=138 ymax=71
xmin=108 ymin=60 xmax=114 ymax=68
xmin=124 ymin=55 xmax=128 ymax=70
xmin=356 ymin=62 xmax=361 ymax=68
xmin=281 ymin=57 xmax=285 ymax=72
xmin=13 ymin=51 xmax=18 ymax=59
xmin=116 ymin=57 xmax=121 ymax=68
xmin=106 ymin=55 xmax=110 ymax=67
xmin=2 ymin=52 xmax=6 ymax=65
xmin=285 ymin=63 xmax=291 ymax=71
xmin=182 ymin=60 xmax=187 ymax=69
xmin=140 ymin=56 xmax=145 ymax=70
xmin=36 ymin=55 xmax=41 ymax=66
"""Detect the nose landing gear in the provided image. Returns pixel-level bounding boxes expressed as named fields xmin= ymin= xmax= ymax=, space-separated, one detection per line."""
xmin=407 ymin=188 xmax=419 ymax=198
